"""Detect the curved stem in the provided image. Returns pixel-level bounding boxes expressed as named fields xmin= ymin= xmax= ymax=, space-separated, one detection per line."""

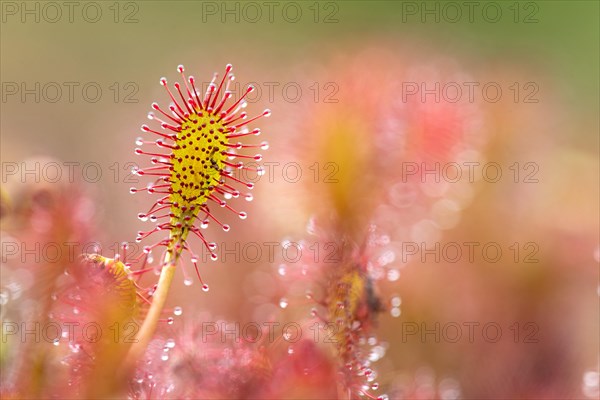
xmin=123 ymin=251 xmax=176 ymax=369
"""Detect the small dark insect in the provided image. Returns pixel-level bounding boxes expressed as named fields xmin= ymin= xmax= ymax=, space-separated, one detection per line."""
xmin=364 ymin=275 xmax=385 ymax=317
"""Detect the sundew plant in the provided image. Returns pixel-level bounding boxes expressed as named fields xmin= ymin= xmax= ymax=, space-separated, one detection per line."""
xmin=1 ymin=2 xmax=598 ymax=400
xmin=127 ymin=64 xmax=271 ymax=367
